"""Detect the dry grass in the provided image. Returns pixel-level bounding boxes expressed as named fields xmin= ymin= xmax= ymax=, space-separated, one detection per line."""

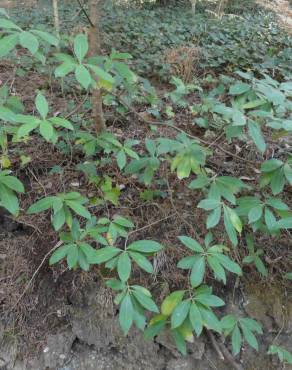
xmin=164 ymin=46 xmax=201 ymax=83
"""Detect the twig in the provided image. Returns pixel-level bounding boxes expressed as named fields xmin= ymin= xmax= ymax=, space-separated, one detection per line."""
xmin=4 ymin=215 xmax=42 ymax=235
xmin=166 ymin=178 xmax=201 ymax=241
xmin=65 ymin=92 xmax=89 ymax=119
xmin=206 ymin=330 xmax=224 ymax=360
xmin=10 ymin=241 xmax=63 ymax=311
xmin=218 ymin=335 xmax=244 ymax=370
xmin=76 ymin=0 xmax=94 ymax=27
xmin=206 ymin=330 xmax=244 ymax=370
xmin=124 ymin=214 xmax=176 ymax=249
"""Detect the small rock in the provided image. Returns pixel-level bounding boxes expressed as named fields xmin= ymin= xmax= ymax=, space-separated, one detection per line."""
xmin=156 ymin=330 xmax=205 ymax=360
xmin=43 ymin=330 xmax=76 ymax=368
xmin=166 ymin=358 xmax=193 ymax=370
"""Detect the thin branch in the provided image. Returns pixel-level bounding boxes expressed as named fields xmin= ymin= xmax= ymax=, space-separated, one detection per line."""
xmin=10 ymin=241 xmax=63 ymax=311
xmin=206 ymin=330 xmax=244 ymax=370
xmin=76 ymin=0 xmax=94 ymax=27
xmin=124 ymin=214 xmax=176 ymax=249
xmin=110 ymin=92 xmax=258 ymax=166
xmin=206 ymin=330 xmax=224 ymax=360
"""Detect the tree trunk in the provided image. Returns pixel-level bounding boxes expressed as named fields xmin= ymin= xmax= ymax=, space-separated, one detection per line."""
xmin=190 ymin=0 xmax=197 ymax=14
xmin=89 ymin=0 xmax=106 ymax=133
xmin=52 ymin=0 xmax=60 ymax=41
xmin=217 ymin=0 xmax=226 ymax=18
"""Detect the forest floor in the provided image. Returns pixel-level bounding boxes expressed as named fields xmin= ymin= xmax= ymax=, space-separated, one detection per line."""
xmin=0 ymin=1 xmax=292 ymax=370
xmin=258 ymin=0 xmax=292 ymax=31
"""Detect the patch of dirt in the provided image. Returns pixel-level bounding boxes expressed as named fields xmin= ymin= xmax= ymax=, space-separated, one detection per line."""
xmin=257 ymin=0 xmax=292 ymax=32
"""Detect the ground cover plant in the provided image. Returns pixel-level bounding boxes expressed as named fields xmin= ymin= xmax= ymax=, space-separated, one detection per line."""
xmin=0 ymin=0 xmax=292 ymax=369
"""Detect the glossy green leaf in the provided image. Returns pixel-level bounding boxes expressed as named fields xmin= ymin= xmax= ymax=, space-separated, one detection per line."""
xmin=0 ymin=33 xmax=19 ymax=57
xmin=248 ymin=205 xmax=263 ymax=223
xmin=117 ymin=252 xmax=131 ymax=282
xmin=65 ymin=200 xmax=91 ymax=219
xmin=161 ymin=290 xmax=185 ymax=316
xmin=49 ymin=243 xmax=72 ymax=265
xmin=39 ymin=120 xmax=54 ymax=141
xmin=74 ymin=33 xmax=88 ymax=63
xmin=127 ymin=240 xmax=162 ymax=253
xmin=189 ymin=303 xmax=203 ymax=336
xmin=0 ymin=175 xmax=24 ymax=193
xmin=27 ymin=196 xmax=56 ymax=213
xmin=232 ymin=325 xmax=242 ymax=355
xmin=132 ymin=290 xmax=159 ymax=312
xmin=190 ymin=256 xmax=205 ymax=287
xmin=248 ymin=120 xmax=266 ymax=153
xmin=198 ymin=198 xmax=221 ymax=210
xmin=178 ymin=236 xmax=204 ymax=252
xmin=19 ymin=31 xmax=39 ymax=54
xmin=92 ymin=246 xmax=121 ymax=264
xmin=75 ymin=64 xmax=92 ymax=89
xmin=171 ymin=300 xmax=191 ymax=329
xmin=129 ymin=251 xmax=153 ymax=273
xmin=67 ymin=245 xmax=78 ymax=269
xmin=119 ymin=293 xmax=133 ymax=334
xmin=207 ymin=206 xmax=221 ymax=229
